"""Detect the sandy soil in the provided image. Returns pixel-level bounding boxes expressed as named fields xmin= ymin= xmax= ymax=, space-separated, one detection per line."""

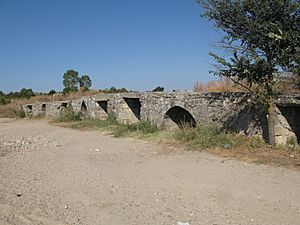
xmin=1 ymin=118 xmax=300 ymax=225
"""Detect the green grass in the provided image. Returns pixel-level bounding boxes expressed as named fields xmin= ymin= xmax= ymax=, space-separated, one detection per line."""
xmin=173 ymin=125 xmax=265 ymax=149
xmin=70 ymin=115 xmax=117 ymax=130
xmin=56 ymin=115 xmax=268 ymax=150
xmin=70 ymin=117 xmax=161 ymax=139
xmin=113 ymin=121 xmax=160 ymax=138
xmin=52 ymin=107 xmax=81 ymax=123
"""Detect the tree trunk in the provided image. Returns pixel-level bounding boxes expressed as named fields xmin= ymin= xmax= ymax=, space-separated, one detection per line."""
xmin=267 ymin=100 xmax=276 ymax=146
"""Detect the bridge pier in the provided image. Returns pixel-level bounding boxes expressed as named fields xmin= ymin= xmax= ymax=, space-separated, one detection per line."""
xmin=21 ymin=92 xmax=300 ymax=145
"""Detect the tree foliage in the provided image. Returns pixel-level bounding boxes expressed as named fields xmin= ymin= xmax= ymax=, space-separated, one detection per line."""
xmin=152 ymin=86 xmax=165 ymax=92
xmin=197 ymin=0 xmax=300 ymax=145
xmin=63 ymin=70 xmax=80 ymax=92
xmin=63 ymin=70 xmax=93 ymax=93
xmin=197 ymin=0 xmax=300 ymax=94
xmin=0 ymin=88 xmax=35 ymax=105
xmin=48 ymin=90 xmax=56 ymax=95
xmin=5 ymin=88 xmax=35 ymax=99
xmin=101 ymin=87 xmax=128 ymax=93
xmin=79 ymin=75 xmax=92 ymax=91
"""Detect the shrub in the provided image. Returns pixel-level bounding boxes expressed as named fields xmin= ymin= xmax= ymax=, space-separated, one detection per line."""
xmin=16 ymin=109 xmax=26 ymax=118
xmin=193 ymin=77 xmax=245 ymax=93
xmin=54 ymin=107 xmax=81 ymax=122
xmin=0 ymin=96 xmax=11 ymax=105
xmin=0 ymin=103 xmax=25 ymax=118
xmin=113 ymin=121 xmax=159 ymax=137
xmin=173 ymin=124 xmax=265 ymax=149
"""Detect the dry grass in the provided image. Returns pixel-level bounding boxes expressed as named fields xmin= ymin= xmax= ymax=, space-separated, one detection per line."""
xmin=194 ymin=75 xmax=300 ymax=94
xmin=25 ymin=90 xmax=101 ymax=104
xmin=3 ymin=91 xmax=98 ymax=106
xmin=53 ymin=117 xmax=300 ymax=169
xmin=274 ymin=76 xmax=300 ymax=94
xmin=205 ymin=146 xmax=300 ymax=169
xmin=0 ymin=102 xmax=25 ymax=118
xmin=193 ymin=77 xmax=245 ymax=92
xmin=0 ymin=90 xmax=102 ymax=118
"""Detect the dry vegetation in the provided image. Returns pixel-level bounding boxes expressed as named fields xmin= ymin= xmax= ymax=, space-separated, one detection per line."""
xmin=22 ymin=90 xmax=102 ymax=104
xmin=1 ymin=75 xmax=299 ymax=118
xmin=52 ymin=112 xmax=300 ymax=169
xmin=193 ymin=76 xmax=300 ymax=94
xmin=0 ymin=102 xmax=25 ymax=118
xmin=0 ymin=90 xmax=101 ymax=118
xmin=193 ymin=77 xmax=246 ymax=92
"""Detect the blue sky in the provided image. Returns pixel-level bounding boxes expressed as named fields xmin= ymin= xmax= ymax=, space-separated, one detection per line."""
xmin=0 ymin=0 xmax=221 ymax=93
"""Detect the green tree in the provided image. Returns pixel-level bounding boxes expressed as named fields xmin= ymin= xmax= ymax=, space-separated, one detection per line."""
xmin=19 ymin=88 xmax=35 ymax=99
xmin=119 ymin=87 xmax=128 ymax=93
xmin=152 ymin=86 xmax=165 ymax=92
xmin=79 ymin=75 xmax=92 ymax=91
xmin=48 ymin=90 xmax=56 ymax=95
xmin=197 ymin=0 xmax=300 ymax=145
xmin=110 ymin=86 xmax=117 ymax=93
xmin=63 ymin=70 xmax=79 ymax=93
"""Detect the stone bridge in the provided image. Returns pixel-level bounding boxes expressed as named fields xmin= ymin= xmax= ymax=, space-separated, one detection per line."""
xmin=22 ymin=92 xmax=300 ymax=145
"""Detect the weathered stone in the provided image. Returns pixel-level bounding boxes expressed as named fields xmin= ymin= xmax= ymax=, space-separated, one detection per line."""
xmin=21 ymin=92 xmax=300 ymax=145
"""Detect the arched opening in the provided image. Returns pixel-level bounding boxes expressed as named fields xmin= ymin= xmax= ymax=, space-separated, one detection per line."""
xmin=41 ymin=104 xmax=46 ymax=116
xmin=278 ymin=105 xmax=300 ymax=143
xmin=26 ymin=105 xmax=33 ymax=115
xmin=58 ymin=102 xmax=68 ymax=110
xmin=41 ymin=104 xmax=46 ymax=112
xmin=163 ymin=106 xmax=196 ymax=129
xmin=123 ymin=97 xmax=141 ymax=120
xmin=81 ymin=101 xmax=88 ymax=116
xmin=96 ymin=101 xmax=108 ymax=113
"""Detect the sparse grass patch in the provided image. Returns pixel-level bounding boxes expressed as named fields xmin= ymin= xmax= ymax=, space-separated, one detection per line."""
xmin=61 ymin=117 xmax=266 ymax=149
xmin=172 ymin=125 xmax=266 ymax=150
xmin=51 ymin=117 xmax=300 ymax=168
xmin=16 ymin=109 xmax=26 ymax=118
xmin=52 ymin=108 xmax=81 ymax=123
xmin=70 ymin=116 xmax=118 ymax=131
xmin=69 ymin=118 xmax=161 ymax=139
xmin=0 ymin=103 xmax=25 ymax=118
xmin=113 ymin=121 xmax=160 ymax=138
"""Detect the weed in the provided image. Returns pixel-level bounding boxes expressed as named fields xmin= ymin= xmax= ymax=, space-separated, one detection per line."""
xmin=0 ymin=103 xmax=26 ymax=118
xmin=53 ymin=107 xmax=81 ymax=122
xmin=62 ymin=117 xmax=265 ymax=150
xmin=16 ymin=109 xmax=26 ymax=118
xmin=173 ymin=125 xmax=265 ymax=149
xmin=113 ymin=121 xmax=160 ymax=138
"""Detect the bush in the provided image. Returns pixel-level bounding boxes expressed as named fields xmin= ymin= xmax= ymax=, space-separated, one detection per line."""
xmin=54 ymin=107 xmax=81 ymax=122
xmin=16 ymin=109 xmax=26 ymax=118
xmin=173 ymin=125 xmax=265 ymax=149
xmin=0 ymin=103 xmax=25 ymax=118
xmin=152 ymin=86 xmax=164 ymax=92
xmin=113 ymin=121 xmax=159 ymax=137
xmin=48 ymin=90 xmax=56 ymax=95
xmin=0 ymin=96 xmax=11 ymax=105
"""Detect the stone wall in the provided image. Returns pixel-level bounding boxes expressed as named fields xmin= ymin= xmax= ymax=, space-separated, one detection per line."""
xmin=21 ymin=92 xmax=300 ymax=145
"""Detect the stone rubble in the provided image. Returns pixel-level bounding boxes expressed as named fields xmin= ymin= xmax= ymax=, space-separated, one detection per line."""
xmin=0 ymin=135 xmax=61 ymax=155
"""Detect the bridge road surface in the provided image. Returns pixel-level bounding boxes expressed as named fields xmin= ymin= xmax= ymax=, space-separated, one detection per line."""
xmin=0 ymin=118 xmax=300 ymax=225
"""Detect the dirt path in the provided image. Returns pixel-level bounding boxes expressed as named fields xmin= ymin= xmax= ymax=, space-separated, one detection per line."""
xmin=1 ymin=118 xmax=300 ymax=225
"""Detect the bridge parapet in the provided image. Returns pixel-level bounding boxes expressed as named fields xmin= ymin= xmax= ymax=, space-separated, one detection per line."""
xmin=21 ymin=92 xmax=300 ymax=145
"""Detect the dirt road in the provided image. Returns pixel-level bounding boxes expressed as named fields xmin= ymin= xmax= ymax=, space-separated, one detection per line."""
xmin=1 ymin=118 xmax=300 ymax=225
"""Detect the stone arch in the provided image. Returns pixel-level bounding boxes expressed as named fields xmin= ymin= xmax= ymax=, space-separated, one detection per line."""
xmin=81 ymin=101 xmax=88 ymax=116
xmin=26 ymin=105 xmax=33 ymax=115
xmin=277 ymin=105 xmax=300 ymax=144
xmin=162 ymin=106 xmax=196 ymax=129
